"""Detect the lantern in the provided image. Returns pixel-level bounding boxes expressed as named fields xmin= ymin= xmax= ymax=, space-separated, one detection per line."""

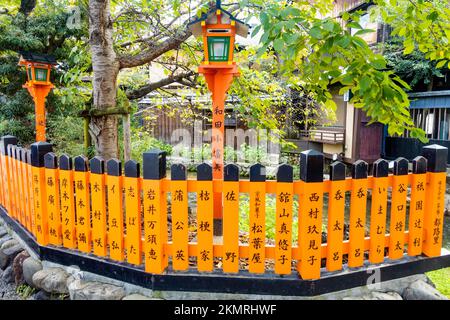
xmin=18 ymin=51 xmax=56 ymax=142
xmin=18 ymin=51 xmax=56 ymax=85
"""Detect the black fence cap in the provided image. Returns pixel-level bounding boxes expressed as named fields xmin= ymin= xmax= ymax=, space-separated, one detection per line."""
xmin=30 ymin=141 xmax=53 ymax=167
xmin=0 ymin=135 xmax=17 ymax=155
xmin=197 ymin=163 xmax=212 ymax=181
xmin=422 ymin=144 xmax=448 ymax=173
xmin=393 ymin=157 xmax=409 ymax=176
xmin=250 ymin=164 xmax=266 ymax=182
xmin=74 ymin=155 xmax=89 ymax=172
xmin=20 ymin=148 xmax=28 ymax=162
xmin=143 ymin=149 xmax=166 ymax=180
xmin=373 ymin=159 xmax=389 ymax=177
xmin=412 ymin=156 xmax=427 ymax=174
xmin=330 ymin=161 xmax=346 ymax=181
xmin=277 ymin=164 xmax=293 ymax=183
xmin=300 ymin=149 xmax=324 ymax=182
xmin=107 ymin=158 xmax=121 ymax=176
xmin=124 ymin=160 xmax=140 ymax=178
xmin=224 ymin=164 xmax=239 ymax=181
xmin=26 ymin=149 xmax=31 ymax=164
xmin=90 ymin=156 xmax=105 ymax=174
xmin=15 ymin=147 xmax=22 ymax=161
xmin=59 ymin=154 xmax=72 ymax=171
xmin=352 ymin=160 xmax=368 ymax=179
xmin=44 ymin=152 xmax=58 ymax=169
xmin=171 ymin=164 xmax=187 ymax=181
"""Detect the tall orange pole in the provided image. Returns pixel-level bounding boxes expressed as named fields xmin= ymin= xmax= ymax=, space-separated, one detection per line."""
xmin=24 ymin=84 xmax=53 ymax=142
xmin=199 ymin=65 xmax=239 ymax=234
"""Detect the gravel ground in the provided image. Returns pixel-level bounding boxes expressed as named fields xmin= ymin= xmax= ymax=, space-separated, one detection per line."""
xmin=0 ymin=276 xmax=20 ymax=300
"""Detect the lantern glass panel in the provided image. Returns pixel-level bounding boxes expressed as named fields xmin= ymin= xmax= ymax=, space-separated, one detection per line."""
xmin=35 ymin=68 xmax=48 ymax=82
xmin=207 ymin=36 xmax=230 ymax=62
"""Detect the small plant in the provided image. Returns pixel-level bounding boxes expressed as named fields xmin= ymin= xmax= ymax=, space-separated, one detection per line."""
xmin=16 ymin=284 xmax=36 ymax=300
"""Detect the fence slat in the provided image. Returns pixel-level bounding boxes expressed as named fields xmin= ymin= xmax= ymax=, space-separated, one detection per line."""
xmin=422 ymin=145 xmax=448 ymax=257
xmin=106 ymin=159 xmax=124 ymax=261
xmin=388 ymin=158 xmax=408 ymax=260
xmin=74 ymin=156 xmax=91 ymax=253
xmin=1 ymin=136 xmax=17 ymax=216
xmin=90 ymin=157 xmax=107 ymax=257
xmin=223 ymin=164 xmax=240 ymax=273
xmin=59 ymin=155 xmax=76 ymax=249
xmin=26 ymin=150 xmax=36 ymax=236
xmin=8 ymin=145 xmax=18 ymax=220
xmin=124 ymin=160 xmax=142 ymax=265
xmin=369 ymin=159 xmax=389 ymax=264
xmin=18 ymin=148 xmax=28 ymax=228
xmin=326 ymin=161 xmax=346 ymax=272
xmin=44 ymin=153 xmax=62 ymax=245
xmin=275 ymin=164 xmax=293 ymax=275
xmin=408 ymin=156 xmax=427 ymax=256
xmin=348 ymin=160 xmax=368 ymax=268
xmin=196 ymin=163 xmax=214 ymax=272
xmin=21 ymin=149 xmax=32 ymax=232
xmin=298 ymin=150 xmax=324 ymax=280
xmin=171 ymin=164 xmax=189 ymax=271
xmin=15 ymin=147 xmax=25 ymax=225
xmin=248 ymin=164 xmax=266 ymax=274
xmin=30 ymin=142 xmax=53 ymax=245
xmin=143 ymin=150 xmax=168 ymax=274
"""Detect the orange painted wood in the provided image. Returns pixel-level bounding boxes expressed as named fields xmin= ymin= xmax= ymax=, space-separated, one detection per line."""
xmin=248 ymin=181 xmax=266 ymax=274
xmin=143 ymin=179 xmax=167 ymax=274
xmin=124 ymin=176 xmax=142 ymax=265
xmin=27 ymin=162 xmax=36 ymax=236
xmin=275 ymin=182 xmax=293 ymax=275
xmin=171 ymin=180 xmax=189 ymax=271
xmin=0 ymin=153 xmax=4 ymax=206
xmin=348 ymin=178 xmax=368 ymax=268
xmin=196 ymin=181 xmax=214 ymax=272
xmin=408 ymin=173 xmax=426 ymax=256
xmin=59 ymin=169 xmax=76 ymax=249
xmin=21 ymin=158 xmax=32 ymax=232
xmin=10 ymin=155 xmax=18 ymax=219
xmin=222 ymin=181 xmax=240 ymax=273
xmin=388 ymin=175 xmax=408 ymax=259
xmin=107 ymin=175 xmax=124 ymax=261
xmin=326 ymin=180 xmax=346 ymax=271
xmin=15 ymin=155 xmax=25 ymax=225
xmin=74 ymin=171 xmax=91 ymax=253
xmin=422 ymin=172 xmax=446 ymax=257
xmin=44 ymin=168 xmax=62 ymax=245
xmin=90 ymin=173 xmax=107 ymax=257
xmin=31 ymin=167 xmax=48 ymax=245
xmin=3 ymin=154 xmax=13 ymax=216
xmin=297 ymin=181 xmax=323 ymax=280
xmin=369 ymin=177 xmax=388 ymax=264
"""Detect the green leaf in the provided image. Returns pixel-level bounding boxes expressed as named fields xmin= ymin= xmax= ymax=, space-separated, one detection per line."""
xmin=309 ymin=27 xmax=323 ymax=40
xmin=273 ymin=38 xmax=284 ymax=52
xmin=436 ymin=60 xmax=448 ymax=69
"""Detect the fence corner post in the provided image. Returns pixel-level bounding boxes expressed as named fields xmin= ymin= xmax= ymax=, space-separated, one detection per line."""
xmin=30 ymin=141 xmax=53 ymax=245
xmin=421 ymin=144 xmax=448 ymax=257
xmin=298 ymin=149 xmax=323 ymax=280
xmin=143 ymin=149 xmax=168 ymax=273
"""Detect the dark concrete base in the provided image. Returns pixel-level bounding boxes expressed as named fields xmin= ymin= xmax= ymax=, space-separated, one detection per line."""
xmin=1 ymin=205 xmax=449 ymax=296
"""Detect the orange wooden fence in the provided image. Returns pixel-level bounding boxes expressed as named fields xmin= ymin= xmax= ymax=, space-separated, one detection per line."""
xmin=0 ymin=135 xmax=447 ymax=280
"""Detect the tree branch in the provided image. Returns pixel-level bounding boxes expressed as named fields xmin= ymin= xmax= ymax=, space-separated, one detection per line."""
xmin=126 ymin=71 xmax=196 ymax=100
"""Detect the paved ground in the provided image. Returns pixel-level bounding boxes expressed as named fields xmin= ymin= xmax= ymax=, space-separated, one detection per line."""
xmin=0 ymin=276 xmax=20 ymax=300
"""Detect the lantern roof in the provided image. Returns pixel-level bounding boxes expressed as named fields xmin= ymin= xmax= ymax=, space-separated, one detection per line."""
xmin=188 ymin=0 xmax=250 ymax=38
xmin=18 ymin=51 xmax=57 ymax=65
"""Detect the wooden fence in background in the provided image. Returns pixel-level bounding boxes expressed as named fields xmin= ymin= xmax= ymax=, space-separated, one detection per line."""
xmin=0 ymin=135 xmax=447 ymax=280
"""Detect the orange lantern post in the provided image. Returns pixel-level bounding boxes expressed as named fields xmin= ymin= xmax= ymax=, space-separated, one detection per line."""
xmin=188 ymin=1 xmax=249 ymax=235
xmin=18 ymin=52 xmax=56 ymax=142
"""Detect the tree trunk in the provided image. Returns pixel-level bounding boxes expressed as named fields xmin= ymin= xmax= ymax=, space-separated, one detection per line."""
xmin=88 ymin=0 xmax=120 ymax=160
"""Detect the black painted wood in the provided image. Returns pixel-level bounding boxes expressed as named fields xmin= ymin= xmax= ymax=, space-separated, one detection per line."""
xmin=352 ymin=160 xmax=368 ymax=179
xmin=249 ymin=164 xmax=266 ymax=182
xmin=393 ymin=157 xmax=409 ymax=176
xmin=143 ymin=149 xmax=166 ymax=180
xmin=224 ymin=164 xmax=239 ymax=182
xmin=197 ymin=163 xmax=212 ymax=181
xmin=30 ymin=141 xmax=53 ymax=167
xmin=74 ymin=155 xmax=89 ymax=172
xmin=422 ymin=144 xmax=448 ymax=173
xmin=300 ymin=149 xmax=324 ymax=182
xmin=90 ymin=156 xmax=105 ymax=174
xmin=276 ymin=164 xmax=293 ymax=183
xmin=0 ymin=135 xmax=17 ymax=155
xmin=44 ymin=152 xmax=58 ymax=169
xmin=171 ymin=164 xmax=187 ymax=181
xmin=412 ymin=156 xmax=427 ymax=174
xmin=124 ymin=160 xmax=140 ymax=178
xmin=107 ymin=158 xmax=121 ymax=176
xmin=372 ymin=159 xmax=389 ymax=178
xmin=59 ymin=154 xmax=72 ymax=171
xmin=330 ymin=161 xmax=346 ymax=181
